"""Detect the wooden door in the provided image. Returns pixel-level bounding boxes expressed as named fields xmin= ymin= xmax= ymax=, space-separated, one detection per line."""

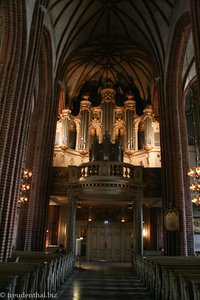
xmin=85 ymin=222 xmax=132 ymax=261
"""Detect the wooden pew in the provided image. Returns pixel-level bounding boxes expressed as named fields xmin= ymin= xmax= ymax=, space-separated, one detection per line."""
xmin=0 ymin=252 xmax=75 ymax=298
xmin=133 ymin=254 xmax=200 ymax=300
xmin=0 ymin=262 xmax=41 ymax=299
xmin=192 ymin=280 xmax=200 ymax=300
xmin=154 ymin=261 xmax=200 ymax=299
xmin=10 ymin=251 xmax=75 ymax=294
xmin=11 ymin=252 xmax=63 ymax=293
xmin=162 ymin=266 xmax=200 ymax=300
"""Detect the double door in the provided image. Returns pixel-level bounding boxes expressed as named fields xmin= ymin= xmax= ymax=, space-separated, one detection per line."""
xmin=76 ymin=221 xmax=133 ymax=261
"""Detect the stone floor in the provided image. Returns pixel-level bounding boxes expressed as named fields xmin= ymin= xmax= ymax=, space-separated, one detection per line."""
xmin=56 ymin=260 xmax=155 ymax=300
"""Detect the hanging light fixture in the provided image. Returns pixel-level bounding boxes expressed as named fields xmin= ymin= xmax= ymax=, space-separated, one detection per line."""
xmin=188 ymin=166 xmax=200 ymax=205
xmin=18 ymin=168 xmax=32 ymax=203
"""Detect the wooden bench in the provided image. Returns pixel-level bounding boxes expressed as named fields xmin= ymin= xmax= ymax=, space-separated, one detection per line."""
xmin=161 ymin=266 xmax=200 ymax=300
xmin=0 ymin=252 xmax=75 ymax=298
xmin=11 ymin=252 xmax=66 ymax=293
xmin=133 ymin=254 xmax=200 ymax=300
xmin=0 ymin=262 xmax=41 ymax=299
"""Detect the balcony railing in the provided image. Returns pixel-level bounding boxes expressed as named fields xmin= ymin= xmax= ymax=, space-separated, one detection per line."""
xmin=51 ymin=162 xmax=144 ymax=196
xmin=79 ymin=161 xmax=137 ymax=179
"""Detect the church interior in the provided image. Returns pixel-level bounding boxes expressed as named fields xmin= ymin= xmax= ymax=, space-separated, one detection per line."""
xmin=1 ymin=0 xmax=200 ymax=299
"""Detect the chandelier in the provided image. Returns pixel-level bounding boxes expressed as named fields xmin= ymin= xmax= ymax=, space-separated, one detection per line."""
xmin=188 ymin=166 xmax=200 ymax=205
xmin=18 ymin=168 xmax=32 ymax=203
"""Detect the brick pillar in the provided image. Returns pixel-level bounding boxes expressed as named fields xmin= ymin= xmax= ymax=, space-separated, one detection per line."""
xmin=157 ymin=80 xmax=180 ymax=255
xmin=161 ymin=85 xmax=192 ymax=256
xmin=0 ymin=0 xmax=28 ymax=261
xmin=161 ymin=15 xmax=194 ymax=256
xmin=0 ymin=0 xmax=49 ymax=259
xmin=178 ymin=89 xmax=194 ymax=256
xmin=23 ymin=29 xmax=55 ymax=251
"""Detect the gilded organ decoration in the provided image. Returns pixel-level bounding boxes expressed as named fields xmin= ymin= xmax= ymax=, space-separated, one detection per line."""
xmin=115 ymin=112 xmax=124 ymax=121
xmin=53 ymin=80 xmax=161 ymax=168
xmin=91 ymin=111 xmax=101 ymax=122
xmin=100 ymin=81 xmax=116 ymax=102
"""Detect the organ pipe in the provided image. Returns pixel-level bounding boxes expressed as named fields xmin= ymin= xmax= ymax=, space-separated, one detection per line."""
xmin=143 ymin=107 xmax=153 ymax=149
xmin=124 ymin=96 xmax=136 ymax=151
xmin=79 ymin=96 xmax=91 ymax=151
xmin=102 ymin=101 xmax=115 ymax=136
xmin=61 ymin=108 xmax=71 ymax=146
xmin=101 ymin=85 xmax=116 ymax=137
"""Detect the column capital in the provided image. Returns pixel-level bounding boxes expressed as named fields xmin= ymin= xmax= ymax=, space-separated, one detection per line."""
xmin=101 ymin=86 xmax=116 ymax=103
xmin=61 ymin=108 xmax=71 ymax=119
xmin=80 ymin=96 xmax=91 ymax=111
xmin=124 ymin=98 xmax=136 ymax=110
xmin=143 ymin=106 xmax=153 ymax=117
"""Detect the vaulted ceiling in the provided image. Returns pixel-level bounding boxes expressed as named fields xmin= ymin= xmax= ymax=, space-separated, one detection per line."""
xmin=48 ymin=0 xmax=177 ymax=107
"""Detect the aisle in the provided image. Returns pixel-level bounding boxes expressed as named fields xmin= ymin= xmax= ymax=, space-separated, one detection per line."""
xmin=56 ymin=261 xmax=155 ymax=300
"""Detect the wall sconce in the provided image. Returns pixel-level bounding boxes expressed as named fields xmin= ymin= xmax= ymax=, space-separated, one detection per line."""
xmin=143 ymin=226 xmax=148 ymax=238
xmin=18 ymin=168 xmax=32 ymax=203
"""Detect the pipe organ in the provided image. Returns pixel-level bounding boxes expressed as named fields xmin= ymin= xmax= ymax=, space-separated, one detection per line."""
xmin=54 ymin=81 xmax=161 ymax=167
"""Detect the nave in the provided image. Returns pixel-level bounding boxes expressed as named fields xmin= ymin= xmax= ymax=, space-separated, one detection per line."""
xmin=57 ymin=261 xmax=154 ymax=300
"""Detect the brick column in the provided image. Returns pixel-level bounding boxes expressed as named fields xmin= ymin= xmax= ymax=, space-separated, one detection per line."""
xmin=161 ymin=15 xmax=194 ymax=255
xmin=10 ymin=2 xmax=54 ymax=250
xmin=23 ymin=29 xmax=55 ymax=251
xmin=0 ymin=0 xmax=28 ymax=261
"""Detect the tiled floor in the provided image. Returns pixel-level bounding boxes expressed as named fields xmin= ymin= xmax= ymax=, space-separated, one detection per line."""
xmin=56 ymin=260 xmax=155 ymax=300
